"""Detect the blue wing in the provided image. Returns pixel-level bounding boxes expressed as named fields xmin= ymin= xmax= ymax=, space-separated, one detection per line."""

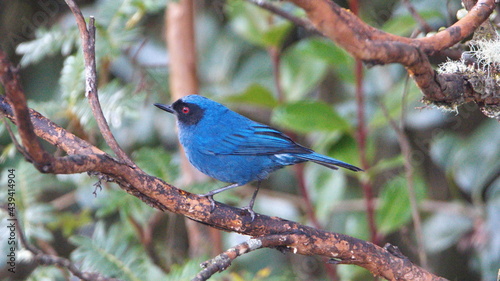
xmin=201 ymin=118 xmax=363 ymax=172
xmin=213 ymin=124 xmax=312 ymax=156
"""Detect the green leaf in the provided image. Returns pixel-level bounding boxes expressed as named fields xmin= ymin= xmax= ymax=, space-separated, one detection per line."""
xmin=16 ymin=27 xmax=79 ymax=66
xmin=381 ymin=11 xmax=443 ymax=36
xmin=133 ymin=147 xmax=179 ymax=181
xmin=95 ymin=188 xmax=155 ymax=222
xmin=376 ymin=175 xmax=426 ymax=235
xmin=70 ymin=223 xmax=165 ymax=281
xmin=26 ymin=266 xmax=67 ymax=281
xmin=369 ymin=155 xmax=405 ymax=176
xmin=369 ymin=79 xmax=421 ymax=129
xmin=59 ymin=54 xmax=85 ymax=103
xmin=131 ymin=0 xmax=167 ymax=13
xmin=338 ymin=263 xmax=374 ymax=281
xmin=324 ymin=134 xmax=360 ymax=168
xmin=291 ymin=37 xmax=355 ymax=83
xmin=430 ymin=120 xmax=500 ymax=198
xmin=231 ymin=51 xmax=274 ymax=93
xmin=423 ymin=212 xmax=473 ymax=253
xmin=0 ymin=161 xmax=69 ymax=241
xmin=227 ymin=0 xmax=292 ymax=47
xmin=280 ymin=41 xmax=329 ymax=100
xmin=271 ymin=101 xmax=350 ymax=133
xmin=305 ymin=163 xmax=346 ymax=223
xmin=166 ymin=258 xmax=221 ymax=281
xmin=224 ymin=84 xmax=278 ymax=108
xmin=430 ymin=134 xmax=461 ymax=169
xmin=48 ymin=209 xmax=93 ymax=237
xmin=99 ymin=81 xmax=147 ymax=128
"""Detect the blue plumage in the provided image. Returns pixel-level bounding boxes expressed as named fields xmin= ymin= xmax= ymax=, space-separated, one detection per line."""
xmin=155 ymin=95 xmax=362 ymax=215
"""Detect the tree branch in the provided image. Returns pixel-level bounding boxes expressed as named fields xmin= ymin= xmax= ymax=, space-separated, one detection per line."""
xmin=0 ymin=0 xmax=461 ymax=279
xmin=193 ymin=235 xmax=293 ymax=281
xmin=348 ymin=0 xmax=379 ymax=245
xmin=243 ymin=0 xmax=319 ymax=33
xmin=64 ymin=0 xmax=135 ymax=167
xmin=402 ymin=0 xmax=434 ymax=34
xmin=277 ymin=0 xmax=499 ymax=118
xmin=0 ymin=59 xmax=446 ymax=281
xmin=0 ymin=51 xmax=55 ymax=171
xmin=378 ymin=98 xmax=428 ymax=268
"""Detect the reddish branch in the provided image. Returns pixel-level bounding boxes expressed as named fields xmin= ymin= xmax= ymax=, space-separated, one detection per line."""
xmin=0 ymin=52 xmax=54 ymax=170
xmin=0 ymin=52 xmax=446 ymax=281
xmin=166 ymin=0 xmax=221 ymax=259
xmin=348 ymin=0 xmax=379 ymax=245
xmin=285 ymin=0 xmax=499 ymax=114
xmin=402 ymin=0 xmax=433 ymax=34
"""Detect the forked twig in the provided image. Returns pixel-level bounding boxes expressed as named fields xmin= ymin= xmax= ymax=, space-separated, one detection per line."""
xmin=64 ymin=0 xmax=136 ymax=167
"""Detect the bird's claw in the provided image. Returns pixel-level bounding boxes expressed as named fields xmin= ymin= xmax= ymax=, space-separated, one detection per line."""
xmin=201 ymin=194 xmax=216 ymax=212
xmin=240 ymin=206 xmax=256 ymax=222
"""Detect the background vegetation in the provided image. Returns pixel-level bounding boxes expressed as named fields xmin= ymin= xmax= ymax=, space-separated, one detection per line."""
xmin=0 ymin=0 xmax=499 ymax=280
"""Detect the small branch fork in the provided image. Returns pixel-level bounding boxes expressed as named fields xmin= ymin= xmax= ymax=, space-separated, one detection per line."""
xmin=64 ymin=0 xmax=135 ymax=167
xmin=193 ymin=235 xmax=293 ymax=281
xmin=1 ymin=206 xmax=121 ymax=281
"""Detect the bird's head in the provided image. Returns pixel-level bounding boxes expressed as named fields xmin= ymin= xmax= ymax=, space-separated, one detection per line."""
xmin=154 ymin=95 xmax=218 ymax=126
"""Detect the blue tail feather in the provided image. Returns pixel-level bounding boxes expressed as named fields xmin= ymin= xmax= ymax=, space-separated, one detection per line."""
xmin=296 ymin=153 xmax=363 ymax=172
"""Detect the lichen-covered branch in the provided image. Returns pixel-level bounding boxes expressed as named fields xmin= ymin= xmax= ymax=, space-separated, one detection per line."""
xmin=280 ymin=0 xmax=499 ymax=118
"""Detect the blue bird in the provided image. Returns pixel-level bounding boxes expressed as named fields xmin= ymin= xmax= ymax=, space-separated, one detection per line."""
xmin=155 ymin=95 xmax=362 ymax=217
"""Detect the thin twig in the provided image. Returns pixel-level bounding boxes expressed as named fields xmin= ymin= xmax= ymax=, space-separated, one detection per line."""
xmin=1 ymin=116 xmax=29 ymax=158
xmin=267 ymin=35 xmax=323 ymax=229
xmin=354 ymin=58 xmax=378 ymax=244
xmin=64 ymin=0 xmax=136 ymax=168
xmin=127 ymin=212 xmax=168 ymax=272
xmin=269 ymin=46 xmax=284 ymax=102
xmin=267 ymin=35 xmax=337 ymax=278
xmin=402 ymin=0 xmax=433 ymax=34
xmin=378 ymin=97 xmax=428 ymax=268
xmin=349 ymin=0 xmax=379 ymax=245
xmin=193 ymin=235 xmax=293 ymax=281
xmin=244 ymin=0 xmax=319 ymax=33
xmin=0 ymin=206 xmax=120 ymax=281
xmin=0 ymin=50 xmax=52 ymax=169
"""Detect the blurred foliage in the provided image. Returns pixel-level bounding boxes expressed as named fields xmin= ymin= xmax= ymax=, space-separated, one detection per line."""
xmin=0 ymin=0 xmax=498 ymax=281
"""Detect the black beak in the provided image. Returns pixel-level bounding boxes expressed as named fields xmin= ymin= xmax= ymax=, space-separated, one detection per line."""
xmin=154 ymin=103 xmax=174 ymax=114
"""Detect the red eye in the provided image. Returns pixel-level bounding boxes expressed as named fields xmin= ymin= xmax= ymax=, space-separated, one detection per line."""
xmin=182 ymin=106 xmax=190 ymax=114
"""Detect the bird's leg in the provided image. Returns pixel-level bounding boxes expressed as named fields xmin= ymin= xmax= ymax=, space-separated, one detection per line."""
xmin=201 ymin=183 xmax=241 ymax=197
xmin=247 ymin=181 xmax=261 ymax=211
xmin=241 ymin=181 xmax=261 ymax=221
xmin=201 ymin=183 xmax=241 ymax=211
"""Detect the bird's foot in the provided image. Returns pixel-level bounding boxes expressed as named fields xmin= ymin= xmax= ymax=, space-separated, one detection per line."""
xmin=240 ymin=206 xmax=256 ymax=222
xmin=200 ymin=194 xmax=216 ymax=212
